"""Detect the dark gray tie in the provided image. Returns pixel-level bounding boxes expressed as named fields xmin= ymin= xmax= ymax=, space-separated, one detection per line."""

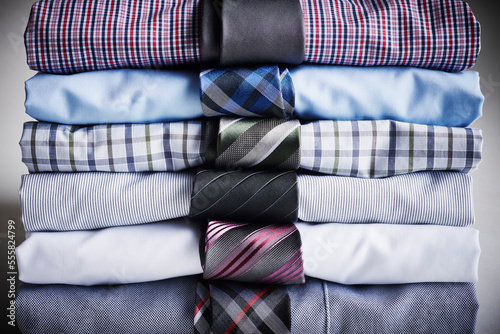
xmin=189 ymin=169 xmax=298 ymax=223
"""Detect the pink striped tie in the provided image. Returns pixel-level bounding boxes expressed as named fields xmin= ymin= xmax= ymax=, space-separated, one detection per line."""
xmin=203 ymin=221 xmax=305 ymax=285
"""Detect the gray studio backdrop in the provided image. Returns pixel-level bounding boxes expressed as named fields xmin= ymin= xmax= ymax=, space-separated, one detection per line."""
xmin=0 ymin=0 xmax=499 ymax=333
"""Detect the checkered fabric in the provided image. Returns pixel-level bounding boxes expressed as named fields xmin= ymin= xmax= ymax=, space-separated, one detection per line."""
xmin=20 ymin=121 xmax=205 ymax=172
xmin=215 ymin=118 xmax=301 ymax=170
xmin=200 ymin=66 xmax=295 ymax=118
xmin=25 ymin=0 xmax=480 ymax=73
xmin=21 ymin=120 xmax=482 ymax=176
xmin=203 ymin=221 xmax=305 ymax=284
xmin=300 ymin=120 xmax=482 ymax=178
xmin=25 ymin=0 xmax=201 ymax=74
xmin=194 ymin=280 xmax=291 ymax=334
xmin=301 ymin=0 xmax=480 ymax=72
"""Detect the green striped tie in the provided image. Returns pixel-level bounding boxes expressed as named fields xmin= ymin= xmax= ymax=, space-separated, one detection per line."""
xmin=215 ymin=118 xmax=301 ymax=170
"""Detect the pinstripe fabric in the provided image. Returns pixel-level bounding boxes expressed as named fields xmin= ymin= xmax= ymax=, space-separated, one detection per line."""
xmin=299 ymin=171 xmax=474 ymax=226
xmin=203 ymin=221 xmax=305 ymax=284
xmin=300 ymin=120 xmax=482 ymax=177
xmin=21 ymin=121 xmax=205 ymax=172
xmin=19 ymin=171 xmax=473 ymax=231
xmin=200 ymin=66 xmax=294 ymax=118
xmin=20 ymin=172 xmax=194 ymax=231
xmin=215 ymin=118 xmax=301 ymax=171
xmin=189 ymin=170 xmax=298 ymax=223
xmin=21 ymin=120 xmax=482 ymax=176
xmin=195 ymin=281 xmax=291 ymax=334
xmin=25 ymin=0 xmax=480 ymax=73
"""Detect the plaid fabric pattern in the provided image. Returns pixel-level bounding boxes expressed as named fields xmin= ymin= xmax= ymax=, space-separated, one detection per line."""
xmin=21 ymin=120 xmax=482 ymax=176
xmin=20 ymin=121 xmax=205 ymax=172
xmin=25 ymin=0 xmax=201 ymax=74
xmin=25 ymin=0 xmax=479 ymax=73
xmin=200 ymin=66 xmax=295 ymax=118
xmin=301 ymin=120 xmax=483 ymax=178
xmin=203 ymin=221 xmax=305 ymax=284
xmin=216 ymin=118 xmax=301 ymax=170
xmin=194 ymin=281 xmax=291 ymax=334
xmin=302 ymin=0 xmax=480 ymax=72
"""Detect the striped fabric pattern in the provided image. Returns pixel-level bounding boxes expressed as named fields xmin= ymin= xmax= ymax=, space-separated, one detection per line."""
xmin=19 ymin=171 xmax=474 ymax=231
xmin=203 ymin=221 xmax=305 ymax=285
xmin=300 ymin=120 xmax=482 ymax=178
xmin=299 ymin=171 xmax=474 ymax=226
xmin=195 ymin=281 xmax=291 ymax=334
xmin=200 ymin=66 xmax=295 ymax=118
xmin=25 ymin=0 xmax=480 ymax=73
xmin=215 ymin=118 xmax=301 ymax=170
xmin=189 ymin=170 xmax=298 ymax=223
xmin=20 ymin=120 xmax=482 ymax=177
xmin=20 ymin=121 xmax=205 ymax=173
xmin=20 ymin=172 xmax=195 ymax=231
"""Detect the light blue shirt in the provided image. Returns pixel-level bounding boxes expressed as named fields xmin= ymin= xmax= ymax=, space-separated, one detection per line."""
xmin=25 ymin=65 xmax=483 ymax=126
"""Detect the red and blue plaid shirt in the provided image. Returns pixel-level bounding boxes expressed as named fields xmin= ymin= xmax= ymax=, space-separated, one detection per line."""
xmin=25 ymin=0 xmax=480 ymax=73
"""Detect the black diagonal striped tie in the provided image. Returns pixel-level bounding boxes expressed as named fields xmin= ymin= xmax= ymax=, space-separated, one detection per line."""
xmin=189 ymin=169 xmax=298 ymax=223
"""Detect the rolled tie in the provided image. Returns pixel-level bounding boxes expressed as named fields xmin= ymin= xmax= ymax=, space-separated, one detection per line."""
xmin=200 ymin=66 xmax=295 ymax=118
xmin=202 ymin=221 xmax=305 ymax=285
xmin=195 ymin=280 xmax=292 ymax=334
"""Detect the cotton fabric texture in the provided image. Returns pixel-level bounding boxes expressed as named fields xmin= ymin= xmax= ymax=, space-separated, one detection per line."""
xmin=24 ymin=0 xmax=480 ymax=73
xmin=19 ymin=171 xmax=474 ymax=231
xmin=24 ymin=66 xmax=483 ymax=126
xmin=16 ymin=220 xmax=480 ymax=285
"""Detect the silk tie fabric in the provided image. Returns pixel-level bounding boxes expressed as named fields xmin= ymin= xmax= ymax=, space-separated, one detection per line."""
xmin=16 ymin=277 xmax=478 ymax=334
xmin=24 ymin=66 xmax=483 ymax=126
xmin=15 ymin=221 xmax=480 ymax=285
xmin=202 ymin=221 xmax=305 ymax=285
xmin=189 ymin=170 xmax=299 ymax=223
xmin=200 ymin=66 xmax=294 ymax=118
xmin=24 ymin=0 xmax=480 ymax=73
xmin=19 ymin=171 xmax=474 ymax=231
xmin=20 ymin=120 xmax=482 ymax=176
xmin=195 ymin=280 xmax=291 ymax=334
xmin=215 ymin=118 xmax=301 ymax=170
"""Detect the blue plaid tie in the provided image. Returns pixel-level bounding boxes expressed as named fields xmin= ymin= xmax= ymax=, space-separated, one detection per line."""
xmin=200 ymin=65 xmax=295 ymax=118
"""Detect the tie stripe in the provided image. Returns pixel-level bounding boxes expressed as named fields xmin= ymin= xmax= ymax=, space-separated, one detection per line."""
xmin=216 ymin=118 xmax=301 ymax=170
xmin=189 ymin=170 xmax=298 ymax=223
xmin=203 ymin=221 xmax=305 ymax=285
xmin=194 ymin=280 xmax=292 ymax=334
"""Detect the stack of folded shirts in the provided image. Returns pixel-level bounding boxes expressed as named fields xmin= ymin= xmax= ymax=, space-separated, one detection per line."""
xmin=16 ymin=0 xmax=483 ymax=333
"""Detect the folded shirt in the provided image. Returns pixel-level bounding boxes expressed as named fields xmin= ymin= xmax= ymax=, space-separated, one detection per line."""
xmin=16 ymin=220 xmax=480 ymax=285
xmin=20 ymin=119 xmax=482 ymax=177
xmin=20 ymin=171 xmax=474 ymax=231
xmin=16 ymin=277 xmax=478 ymax=334
xmin=25 ymin=0 xmax=480 ymax=73
xmin=25 ymin=66 xmax=483 ymax=126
